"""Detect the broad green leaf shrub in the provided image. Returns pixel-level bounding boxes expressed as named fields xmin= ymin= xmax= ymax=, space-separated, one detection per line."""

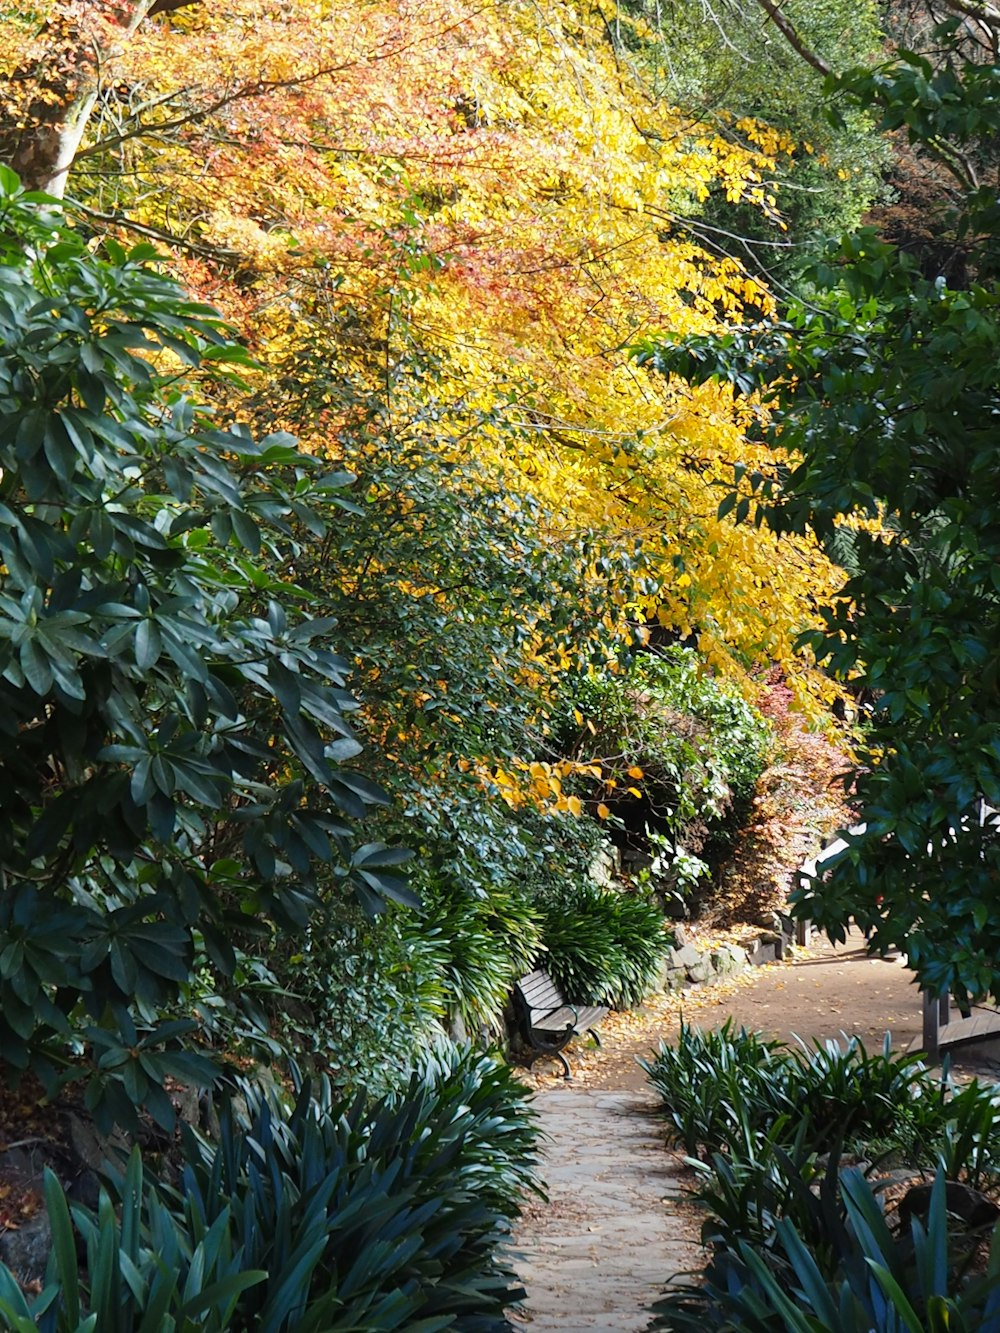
xmin=292 ymin=421 xmax=645 ymax=903
xmin=0 ymin=172 xmax=405 ymax=1131
xmin=0 ymin=1045 xmax=540 ymax=1331
xmin=276 ymin=904 xmax=448 ymax=1093
xmin=560 ymin=648 xmax=772 ymax=905
xmin=538 ymin=881 xmax=673 ymax=1008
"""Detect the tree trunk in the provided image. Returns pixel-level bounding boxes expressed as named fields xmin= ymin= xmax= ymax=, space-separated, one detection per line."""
xmin=0 ymin=0 xmax=199 ymax=199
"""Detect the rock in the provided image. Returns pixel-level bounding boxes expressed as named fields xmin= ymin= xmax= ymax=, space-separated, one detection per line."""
xmin=752 ymin=911 xmax=783 ymax=933
xmin=899 ymin=1181 xmax=1000 ymax=1231
xmin=717 ymin=944 xmax=749 ymax=972
xmin=746 ymin=936 xmax=780 ymax=966
xmin=687 ymin=962 xmax=712 ymax=984
xmin=0 ymin=1205 xmax=51 ymax=1287
xmin=67 ymin=1112 xmax=129 ymax=1175
xmin=448 ymin=1011 xmax=468 ymax=1043
xmin=172 ymin=1084 xmax=201 ymax=1128
xmin=588 ymin=846 xmax=618 ymax=888
xmin=672 ymin=923 xmax=689 ymax=948
xmin=670 ymin=944 xmax=702 ymax=971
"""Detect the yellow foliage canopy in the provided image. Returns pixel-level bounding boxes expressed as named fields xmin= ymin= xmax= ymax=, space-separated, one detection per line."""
xmin=9 ymin=0 xmax=842 ymax=719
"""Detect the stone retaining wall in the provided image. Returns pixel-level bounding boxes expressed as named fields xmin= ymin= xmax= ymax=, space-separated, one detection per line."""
xmin=655 ymin=925 xmax=788 ymax=992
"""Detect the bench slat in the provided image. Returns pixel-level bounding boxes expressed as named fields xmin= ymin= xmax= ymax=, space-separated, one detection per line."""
xmin=532 ymin=1003 xmax=607 ymax=1032
xmin=518 ymin=971 xmax=565 ymax=1009
xmin=574 ymin=1005 xmax=607 ymax=1032
xmin=531 ymin=1005 xmax=578 ymax=1031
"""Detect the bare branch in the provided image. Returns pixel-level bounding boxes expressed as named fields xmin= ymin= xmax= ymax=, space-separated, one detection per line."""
xmin=71 ymin=201 xmax=242 ymax=262
xmin=148 ymin=0 xmax=202 ymax=13
xmin=751 ymin=0 xmax=831 ymax=76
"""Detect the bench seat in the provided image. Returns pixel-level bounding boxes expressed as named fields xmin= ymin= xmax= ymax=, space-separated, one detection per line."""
xmin=511 ymin=969 xmax=608 ymax=1078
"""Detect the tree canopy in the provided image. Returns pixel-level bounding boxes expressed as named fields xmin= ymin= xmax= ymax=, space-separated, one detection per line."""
xmin=641 ymin=29 xmax=1000 ymax=1001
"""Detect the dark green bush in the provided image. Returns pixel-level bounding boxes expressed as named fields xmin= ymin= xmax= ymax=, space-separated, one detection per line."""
xmin=646 ymin=1024 xmax=1000 ymax=1331
xmin=642 ymin=1024 xmax=949 ymax=1161
xmin=172 ymin=1041 xmax=540 ymax=1331
xmin=654 ymin=1169 xmax=1000 ymax=1332
xmin=640 ymin=1020 xmax=789 ymax=1158
xmin=539 ymin=881 xmax=672 ymax=1008
xmin=0 ymin=1149 xmax=265 ymax=1332
xmin=690 ymin=1127 xmax=849 ymax=1265
xmin=0 ymin=174 xmax=415 ymax=1133
xmin=777 ymin=1034 xmax=948 ymax=1155
xmin=0 ymin=1044 xmax=540 ymax=1332
xmin=278 ymin=902 xmax=448 ymax=1092
xmin=934 ymin=1078 xmax=1000 ymax=1191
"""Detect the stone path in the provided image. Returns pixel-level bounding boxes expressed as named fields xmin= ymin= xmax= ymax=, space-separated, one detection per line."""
xmin=510 ymin=928 xmax=967 ymax=1331
xmin=511 ymin=1087 xmax=700 ymax=1332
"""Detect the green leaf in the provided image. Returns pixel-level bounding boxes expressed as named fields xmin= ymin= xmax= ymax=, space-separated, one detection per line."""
xmin=135 ymin=618 xmax=163 ymax=670
xmin=42 ymin=1169 xmax=80 ymax=1323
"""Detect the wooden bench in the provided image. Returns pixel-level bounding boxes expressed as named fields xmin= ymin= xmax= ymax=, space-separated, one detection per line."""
xmin=511 ymin=969 xmax=608 ymax=1079
xmin=919 ymin=991 xmax=1000 ymax=1061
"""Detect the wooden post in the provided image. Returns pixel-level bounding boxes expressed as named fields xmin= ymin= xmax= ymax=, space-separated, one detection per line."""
xmin=922 ymin=992 xmax=950 ymax=1061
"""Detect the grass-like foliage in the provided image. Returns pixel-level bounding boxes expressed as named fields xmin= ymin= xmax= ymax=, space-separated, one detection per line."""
xmin=0 ymin=1044 xmax=540 ymax=1332
xmin=656 ymin=1168 xmax=1000 ymax=1332
xmin=539 ymin=881 xmax=672 ymax=1007
xmin=646 ymin=1022 xmax=1000 ymax=1331
xmin=420 ymin=878 xmax=544 ymax=1034
xmin=641 ymin=1021 xmax=948 ymax=1160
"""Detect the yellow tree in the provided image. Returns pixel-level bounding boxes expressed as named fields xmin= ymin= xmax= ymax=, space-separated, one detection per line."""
xmin=3 ymin=0 xmax=845 ymax=770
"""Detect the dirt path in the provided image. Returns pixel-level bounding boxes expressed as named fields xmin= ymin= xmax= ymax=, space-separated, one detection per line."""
xmin=588 ymin=927 xmax=927 ymax=1092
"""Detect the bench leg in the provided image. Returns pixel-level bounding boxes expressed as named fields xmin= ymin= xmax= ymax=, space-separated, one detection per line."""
xmin=524 ymin=1048 xmax=573 ymax=1079
xmin=589 ymin=1029 xmax=602 ymax=1049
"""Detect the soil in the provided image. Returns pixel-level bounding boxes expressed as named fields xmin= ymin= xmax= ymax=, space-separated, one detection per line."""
xmin=521 ymin=925 xmax=1000 ymax=1099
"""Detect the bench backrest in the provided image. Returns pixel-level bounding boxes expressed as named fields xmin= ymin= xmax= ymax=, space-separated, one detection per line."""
xmin=516 ymin=969 xmax=566 ymax=1015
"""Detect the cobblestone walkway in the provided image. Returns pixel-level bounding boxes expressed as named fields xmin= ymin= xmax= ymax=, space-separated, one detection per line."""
xmin=512 ymin=1087 xmax=700 ymax=1332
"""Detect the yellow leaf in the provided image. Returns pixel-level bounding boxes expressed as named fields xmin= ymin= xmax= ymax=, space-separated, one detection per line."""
xmin=566 ymin=795 xmax=582 ymax=816
xmin=627 ymin=786 xmax=642 ymax=798
xmin=627 ymin=765 xmax=644 ymax=779
xmin=597 ymin=802 xmax=610 ymax=819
